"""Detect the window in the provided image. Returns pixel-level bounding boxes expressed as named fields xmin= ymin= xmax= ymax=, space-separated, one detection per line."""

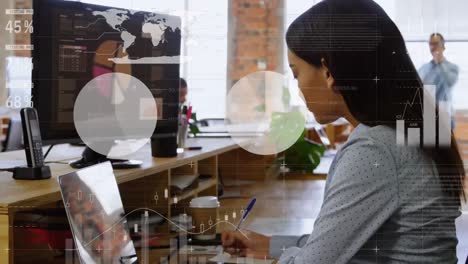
xmin=407 ymin=42 xmax=468 ymax=110
xmin=285 ymin=0 xmax=468 ymax=110
xmin=389 ymin=0 xmax=468 ymax=110
xmin=78 ymin=0 xmax=228 ymax=119
xmin=183 ymin=0 xmax=228 ymax=119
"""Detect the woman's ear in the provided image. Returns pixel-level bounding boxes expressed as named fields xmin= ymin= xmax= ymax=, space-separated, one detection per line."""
xmin=321 ymin=58 xmax=336 ymax=92
xmin=327 ymin=73 xmax=336 ymax=92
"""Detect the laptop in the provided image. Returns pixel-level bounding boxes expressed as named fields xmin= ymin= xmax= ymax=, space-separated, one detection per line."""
xmin=58 ymin=162 xmax=138 ymax=264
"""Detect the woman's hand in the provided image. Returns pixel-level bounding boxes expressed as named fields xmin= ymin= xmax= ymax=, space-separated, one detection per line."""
xmin=221 ymin=229 xmax=272 ymax=259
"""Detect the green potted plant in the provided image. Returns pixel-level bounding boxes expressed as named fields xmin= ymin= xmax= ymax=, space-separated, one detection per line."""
xmin=268 ymin=111 xmax=326 ymax=174
xmin=268 ymin=86 xmax=326 ymax=174
xmin=276 ymin=129 xmax=326 ymax=173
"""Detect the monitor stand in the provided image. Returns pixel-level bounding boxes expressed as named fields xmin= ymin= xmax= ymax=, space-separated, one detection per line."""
xmin=69 ymin=147 xmax=143 ymax=169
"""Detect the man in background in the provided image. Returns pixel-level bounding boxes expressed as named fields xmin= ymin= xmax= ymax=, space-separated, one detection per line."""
xmin=180 ymin=78 xmax=188 ymax=105
xmin=418 ymin=33 xmax=459 ymax=129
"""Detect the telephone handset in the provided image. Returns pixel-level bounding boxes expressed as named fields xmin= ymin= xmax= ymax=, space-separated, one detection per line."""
xmin=20 ymin=107 xmax=45 ymax=167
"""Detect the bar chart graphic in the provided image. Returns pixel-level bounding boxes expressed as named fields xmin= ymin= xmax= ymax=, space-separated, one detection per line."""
xmin=396 ymin=85 xmax=451 ymax=147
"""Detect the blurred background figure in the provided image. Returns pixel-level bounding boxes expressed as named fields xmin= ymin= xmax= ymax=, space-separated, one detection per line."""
xmin=178 ymin=77 xmax=200 ymax=136
xmin=179 ymin=77 xmax=188 ymax=105
xmin=418 ymin=33 xmax=460 ymax=129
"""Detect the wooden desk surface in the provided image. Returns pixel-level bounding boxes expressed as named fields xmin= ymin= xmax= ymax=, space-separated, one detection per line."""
xmin=0 ymin=138 xmax=237 ymax=211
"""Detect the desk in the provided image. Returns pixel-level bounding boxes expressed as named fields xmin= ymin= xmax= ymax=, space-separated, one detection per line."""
xmin=0 ymin=138 xmax=241 ymax=263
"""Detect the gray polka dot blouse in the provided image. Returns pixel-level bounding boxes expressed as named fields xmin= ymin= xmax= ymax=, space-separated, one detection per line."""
xmin=270 ymin=124 xmax=460 ymax=264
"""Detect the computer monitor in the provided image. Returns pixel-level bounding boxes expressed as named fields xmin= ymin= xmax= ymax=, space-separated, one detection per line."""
xmin=32 ymin=0 xmax=181 ymax=145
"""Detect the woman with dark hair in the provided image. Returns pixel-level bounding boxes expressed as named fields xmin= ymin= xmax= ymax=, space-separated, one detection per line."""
xmin=222 ymin=0 xmax=465 ymax=263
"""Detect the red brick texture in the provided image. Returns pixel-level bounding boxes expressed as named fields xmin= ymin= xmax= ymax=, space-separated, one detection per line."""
xmin=227 ymin=0 xmax=285 ymax=88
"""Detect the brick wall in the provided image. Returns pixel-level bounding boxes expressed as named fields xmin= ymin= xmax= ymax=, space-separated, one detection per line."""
xmin=227 ymin=0 xmax=285 ymax=89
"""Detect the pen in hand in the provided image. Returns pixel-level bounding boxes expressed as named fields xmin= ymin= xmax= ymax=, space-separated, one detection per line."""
xmin=230 ymin=197 xmax=256 ymax=256
xmin=236 ymin=197 xmax=257 ymax=231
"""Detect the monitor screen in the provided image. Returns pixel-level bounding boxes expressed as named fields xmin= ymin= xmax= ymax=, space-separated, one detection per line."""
xmin=32 ymin=0 xmax=181 ymax=144
xmin=58 ymin=162 xmax=137 ymax=264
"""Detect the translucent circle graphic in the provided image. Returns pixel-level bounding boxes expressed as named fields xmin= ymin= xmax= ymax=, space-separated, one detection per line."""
xmin=226 ymin=71 xmax=307 ymax=155
xmin=74 ymin=73 xmax=157 ymax=158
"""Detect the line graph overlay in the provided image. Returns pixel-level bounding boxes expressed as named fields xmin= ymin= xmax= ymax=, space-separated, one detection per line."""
xmin=400 ymin=87 xmax=423 ymax=120
xmin=80 ymin=207 xmax=251 ymax=248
